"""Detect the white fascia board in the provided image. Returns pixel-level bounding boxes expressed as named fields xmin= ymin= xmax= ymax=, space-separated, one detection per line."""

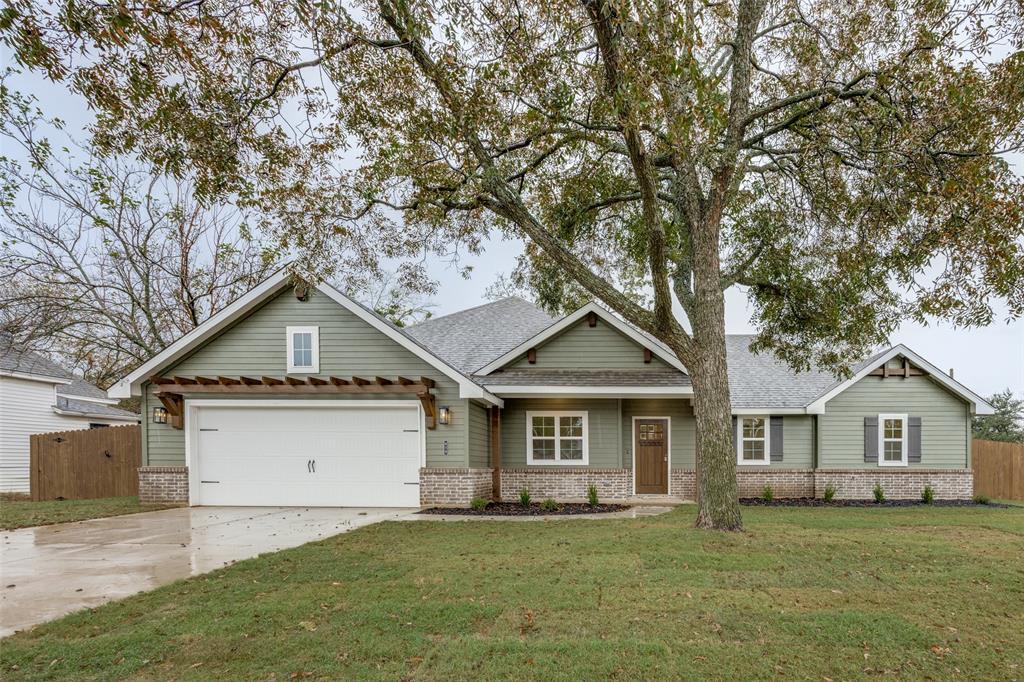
xmin=52 ymin=407 xmax=139 ymax=421
xmin=805 ymin=344 xmax=995 ymax=415
xmin=0 ymin=370 xmax=73 ymax=385
xmin=488 ymin=385 xmax=693 ymax=398
xmin=476 ymin=301 xmax=687 ymax=375
xmin=56 ymin=393 xmax=119 ymax=406
xmin=311 ymin=282 xmax=503 ymax=407
xmin=107 ymin=270 xmax=293 ymax=398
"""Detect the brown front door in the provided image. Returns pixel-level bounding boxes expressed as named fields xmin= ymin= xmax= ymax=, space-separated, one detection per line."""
xmin=635 ymin=418 xmax=668 ymax=494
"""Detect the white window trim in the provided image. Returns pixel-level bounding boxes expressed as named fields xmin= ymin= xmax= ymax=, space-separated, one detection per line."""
xmin=286 ymin=326 xmax=320 ymax=374
xmin=736 ymin=415 xmax=771 ymax=466
xmin=878 ymin=413 xmax=908 ymax=467
xmin=526 ymin=410 xmax=589 ymax=465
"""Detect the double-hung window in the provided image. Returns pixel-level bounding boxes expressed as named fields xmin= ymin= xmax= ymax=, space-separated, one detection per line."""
xmin=878 ymin=413 xmax=908 ymax=466
xmin=527 ymin=411 xmax=588 ymax=465
xmin=286 ymin=326 xmax=319 ymax=374
xmin=736 ymin=416 xmax=770 ymax=465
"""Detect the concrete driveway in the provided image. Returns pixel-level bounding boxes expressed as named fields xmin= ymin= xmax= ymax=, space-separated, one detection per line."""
xmin=0 ymin=506 xmax=414 ymax=637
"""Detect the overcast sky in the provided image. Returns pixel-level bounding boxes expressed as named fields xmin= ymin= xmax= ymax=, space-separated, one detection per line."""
xmin=4 ymin=66 xmax=1022 ymax=400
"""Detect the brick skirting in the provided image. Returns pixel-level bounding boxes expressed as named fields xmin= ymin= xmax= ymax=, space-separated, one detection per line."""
xmin=138 ymin=466 xmax=189 ymax=504
xmin=813 ymin=469 xmax=973 ymax=500
xmin=736 ymin=470 xmax=816 ymax=498
xmin=419 ymin=468 xmax=493 ymax=506
xmin=499 ymin=468 xmax=632 ymax=501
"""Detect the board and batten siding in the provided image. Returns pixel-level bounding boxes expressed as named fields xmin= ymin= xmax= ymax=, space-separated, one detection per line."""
xmin=501 ymin=398 xmax=620 ymax=468
xmin=142 ymin=288 xmax=468 ymax=469
xmin=817 ymin=374 xmax=970 ymax=469
xmin=0 ymin=376 xmax=132 ymax=493
xmin=509 ymin=318 xmax=667 ymax=369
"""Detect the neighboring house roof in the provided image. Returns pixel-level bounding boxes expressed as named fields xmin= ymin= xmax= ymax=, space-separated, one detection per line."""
xmin=405 ymin=298 xmax=556 ymax=374
xmin=0 ymin=335 xmax=138 ymax=420
xmin=0 ymin=334 xmax=74 ymax=384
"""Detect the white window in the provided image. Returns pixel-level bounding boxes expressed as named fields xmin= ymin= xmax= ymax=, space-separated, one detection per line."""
xmin=526 ymin=411 xmax=588 ymax=465
xmin=736 ymin=416 xmax=770 ymax=465
xmin=878 ymin=413 xmax=908 ymax=466
xmin=286 ymin=326 xmax=319 ymax=374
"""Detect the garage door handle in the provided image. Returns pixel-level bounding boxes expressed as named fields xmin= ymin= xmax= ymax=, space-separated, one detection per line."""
xmin=311 ymin=459 xmax=316 ymax=473
xmin=307 ymin=459 xmax=311 ymax=473
xmin=404 ymin=482 xmax=419 ymax=485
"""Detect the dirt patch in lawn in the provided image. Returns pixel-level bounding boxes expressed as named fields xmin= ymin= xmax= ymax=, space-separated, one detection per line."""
xmin=420 ymin=502 xmax=630 ymax=516
xmin=740 ymin=497 xmax=1011 ymax=508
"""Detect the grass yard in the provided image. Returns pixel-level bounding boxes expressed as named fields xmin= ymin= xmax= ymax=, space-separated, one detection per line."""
xmin=0 ymin=496 xmax=178 ymax=531
xmin=2 ymin=505 xmax=1022 ymax=681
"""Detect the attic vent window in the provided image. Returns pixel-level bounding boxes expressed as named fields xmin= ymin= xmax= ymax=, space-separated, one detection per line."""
xmin=286 ymin=326 xmax=320 ymax=374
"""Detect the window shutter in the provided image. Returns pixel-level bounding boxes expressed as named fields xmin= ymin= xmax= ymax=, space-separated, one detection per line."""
xmin=864 ymin=417 xmax=878 ymax=462
xmin=908 ymin=417 xmax=922 ymax=463
xmin=732 ymin=416 xmax=738 ymax=451
xmin=770 ymin=416 xmax=784 ymax=462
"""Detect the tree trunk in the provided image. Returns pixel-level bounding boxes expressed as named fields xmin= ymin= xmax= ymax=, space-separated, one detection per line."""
xmin=688 ymin=217 xmax=743 ymax=531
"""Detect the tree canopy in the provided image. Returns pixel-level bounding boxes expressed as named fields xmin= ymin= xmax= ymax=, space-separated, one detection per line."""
xmin=974 ymin=389 xmax=1024 ymax=443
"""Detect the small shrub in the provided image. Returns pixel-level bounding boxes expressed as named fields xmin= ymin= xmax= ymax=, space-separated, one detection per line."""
xmin=761 ymin=485 xmax=774 ymax=502
xmin=823 ymin=483 xmax=837 ymax=502
xmin=470 ymin=497 xmax=490 ymax=511
xmin=973 ymin=494 xmax=991 ymax=505
xmin=921 ymin=486 xmax=935 ymax=504
xmin=873 ymin=483 xmax=886 ymax=503
xmin=541 ymin=498 xmax=559 ymax=512
xmin=519 ymin=488 xmax=531 ymax=507
xmin=587 ymin=484 xmax=599 ymax=507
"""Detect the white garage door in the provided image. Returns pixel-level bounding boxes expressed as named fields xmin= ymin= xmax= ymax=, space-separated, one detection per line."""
xmin=192 ymin=403 xmax=422 ymax=507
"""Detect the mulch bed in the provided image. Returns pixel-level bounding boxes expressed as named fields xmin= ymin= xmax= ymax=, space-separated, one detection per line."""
xmin=740 ymin=497 xmax=1011 ymax=508
xmin=420 ymin=502 xmax=630 ymax=516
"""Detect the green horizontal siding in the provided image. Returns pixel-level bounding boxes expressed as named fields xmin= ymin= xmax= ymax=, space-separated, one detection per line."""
xmin=143 ymin=287 xmax=467 ymax=468
xmin=818 ymin=374 xmax=970 ymax=469
xmin=501 ymin=398 xmax=620 ymax=468
xmin=468 ymin=401 xmax=491 ymax=468
xmin=620 ymin=399 xmax=695 ymax=469
xmin=509 ymin=318 xmax=667 ymax=369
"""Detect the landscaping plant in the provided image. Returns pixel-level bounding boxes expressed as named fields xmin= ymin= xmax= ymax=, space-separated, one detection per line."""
xmin=470 ymin=497 xmax=490 ymax=512
xmin=761 ymin=485 xmax=774 ymax=502
xmin=587 ymin=485 xmax=599 ymax=507
xmin=519 ymin=489 xmax=531 ymax=508
xmin=541 ymin=498 xmax=559 ymax=513
xmin=822 ymin=484 xmax=837 ymax=503
xmin=873 ymin=484 xmax=886 ymax=504
xmin=922 ymin=486 xmax=935 ymax=504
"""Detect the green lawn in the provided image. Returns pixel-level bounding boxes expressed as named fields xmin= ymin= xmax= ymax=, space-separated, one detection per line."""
xmin=2 ymin=505 xmax=1022 ymax=681
xmin=0 ymin=496 xmax=178 ymax=531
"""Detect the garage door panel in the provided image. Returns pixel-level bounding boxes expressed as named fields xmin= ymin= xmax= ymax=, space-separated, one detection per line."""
xmin=193 ymin=404 xmax=422 ymax=507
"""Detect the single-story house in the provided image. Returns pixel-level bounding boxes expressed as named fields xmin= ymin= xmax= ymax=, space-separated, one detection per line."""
xmin=107 ymin=270 xmax=993 ymax=506
xmin=1 ymin=335 xmax=141 ymax=493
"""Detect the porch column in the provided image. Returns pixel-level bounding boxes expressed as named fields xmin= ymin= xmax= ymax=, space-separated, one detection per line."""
xmin=490 ymin=406 xmax=502 ymax=501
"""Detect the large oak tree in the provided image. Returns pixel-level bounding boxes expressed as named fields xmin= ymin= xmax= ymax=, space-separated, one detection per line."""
xmin=5 ymin=0 xmax=1022 ymax=528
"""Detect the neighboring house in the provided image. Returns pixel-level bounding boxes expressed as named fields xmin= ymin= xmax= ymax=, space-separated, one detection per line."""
xmin=107 ymin=270 xmax=994 ymax=506
xmin=0 ymin=336 xmax=141 ymax=493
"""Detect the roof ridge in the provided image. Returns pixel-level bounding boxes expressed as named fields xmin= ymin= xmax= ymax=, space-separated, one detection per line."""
xmin=408 ymin=297 xmax=546 ymax=329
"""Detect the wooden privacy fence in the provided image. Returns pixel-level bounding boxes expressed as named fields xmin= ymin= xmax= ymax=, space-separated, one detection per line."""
xmin=973 ymin=439 xmax=1024 ymax=501
xmin=30 ymin=424 xmax=141 ymax=501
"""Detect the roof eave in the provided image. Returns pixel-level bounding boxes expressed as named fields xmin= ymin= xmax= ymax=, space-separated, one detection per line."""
xmin=0 ymin=369 xmax=73 ymax=385
xmin=52 ymin=406 xmax=140 ymax=421
xmin=488 ymin=385 xmax=693 ymax=398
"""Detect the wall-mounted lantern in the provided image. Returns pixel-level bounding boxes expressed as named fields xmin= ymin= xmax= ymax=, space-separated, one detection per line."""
xmin=438 ymin=406 xmax=452 ymax=425
xmin=152 ymin=406 xmax=168 ymax=424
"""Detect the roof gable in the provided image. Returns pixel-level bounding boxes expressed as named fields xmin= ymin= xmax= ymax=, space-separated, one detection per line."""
xmin=108 ymin=270 xmax=500 ymax=404
xmin=477 ymin=302 xmax=687 ymax=375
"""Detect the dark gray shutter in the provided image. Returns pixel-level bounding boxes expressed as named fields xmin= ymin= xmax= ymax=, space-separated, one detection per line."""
xmin=864 ymin=417 xmax=878 ymax=462
xmin=732 ymin=417 xmax=738 ymax=451
xmin=770 ymin=416 xmax=784 ymax=462
xmin=908 ymin=417 xmax=922 ymax=463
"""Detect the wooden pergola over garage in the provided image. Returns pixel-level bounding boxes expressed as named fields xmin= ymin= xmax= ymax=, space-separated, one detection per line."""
xmin=151 ymin=375 xmax=438 ymax=430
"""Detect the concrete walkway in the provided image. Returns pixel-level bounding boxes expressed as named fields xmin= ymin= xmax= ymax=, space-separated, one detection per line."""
xmin=0 ymin=506 xmax=413 ymax=637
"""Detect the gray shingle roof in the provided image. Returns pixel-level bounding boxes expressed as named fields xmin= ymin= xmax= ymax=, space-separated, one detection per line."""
xmin=55 ymin=396 xmax=139 ymax=420
xmin=1 ymin=335 xmax=138 ymax=418
xmin=0 ymin=336 xmax=75 ymax=381
xmin=474 ymin=368 xmax=692 ymax=387
xmin=406 ymin=298 xmax=556 ymax=374
xmin=726 ymin=335 xmax=841 ymax=409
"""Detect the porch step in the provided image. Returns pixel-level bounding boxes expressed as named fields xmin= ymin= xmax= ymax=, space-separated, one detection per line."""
xmin=625 ymin=495 xmax=692 ymax=506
